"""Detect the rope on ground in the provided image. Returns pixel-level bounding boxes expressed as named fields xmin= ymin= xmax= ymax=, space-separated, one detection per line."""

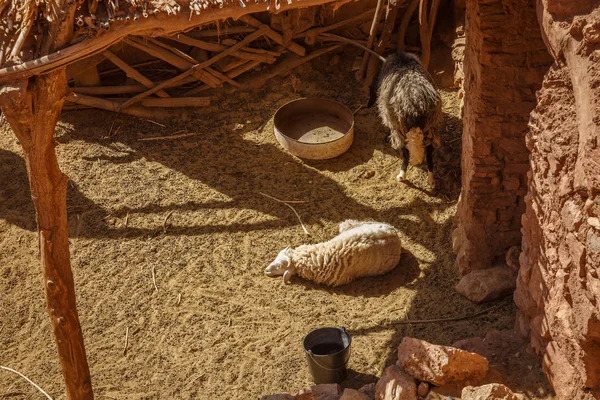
xmin=0 ymin=365 xmax=54 ymax=400
xmin=388 ymin=300 xmax=508 ymax=326
xmin=258 ymin=192 xmax=310 ymax=235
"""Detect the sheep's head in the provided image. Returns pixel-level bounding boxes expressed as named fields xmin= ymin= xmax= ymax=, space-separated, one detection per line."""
xmin=265 ymin=247 xmax=296 ymax=284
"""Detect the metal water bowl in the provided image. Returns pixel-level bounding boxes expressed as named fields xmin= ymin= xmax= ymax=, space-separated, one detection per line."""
xmin=273 ymin=98 xmax=354 ymax=160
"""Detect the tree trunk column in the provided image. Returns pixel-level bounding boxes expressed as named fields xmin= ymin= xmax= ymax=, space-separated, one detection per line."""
xmin=0 ymin=70 xmax=94 ymax=400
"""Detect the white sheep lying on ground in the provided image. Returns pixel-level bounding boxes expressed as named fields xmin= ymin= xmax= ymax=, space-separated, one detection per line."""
xmin=265 ymin=220 xmax=402 ymax=287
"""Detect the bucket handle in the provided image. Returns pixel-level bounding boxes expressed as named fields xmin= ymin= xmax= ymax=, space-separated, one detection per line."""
xmin=307 ymin=350 xmax=350 ymax=372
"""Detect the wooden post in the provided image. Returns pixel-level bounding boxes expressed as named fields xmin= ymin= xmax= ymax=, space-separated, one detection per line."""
xmin=0 ymin=0 xmax=94 ymax=397
xmin=418 ymin=0 xmax=440 ymax=69
xmin=364 ymin=0 xmax=402 ymax=87
xmin=397 ymin=0 xmax=419 ymax=52
xmin=0 ymin=70 xmax=94 ymax=400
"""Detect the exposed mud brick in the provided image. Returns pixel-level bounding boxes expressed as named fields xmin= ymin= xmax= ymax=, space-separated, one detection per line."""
xmin=461 ymin=383 xmax=522 ymax=400
xmin=515 ymin=311 xmax=531 ymax=338
xmin=374 ymin=365 xmax=417 ymax=400
xmin=516 ymin=3 xmax=600 ymax=398
xmin=454 ymin=0 xmax=552 ymax=274
xmin=397 ymin=337 xmax=488 ymax=386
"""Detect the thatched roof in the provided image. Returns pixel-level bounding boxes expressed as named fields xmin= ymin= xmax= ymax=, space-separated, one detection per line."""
xmin=0 ymin=0 xmax=344 ymax=82
xmin=0 ymin=0 xmax=266 ymax=61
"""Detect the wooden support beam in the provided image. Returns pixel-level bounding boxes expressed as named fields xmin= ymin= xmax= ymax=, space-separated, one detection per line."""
xmin=185 ymin=59 xmax=262 ymax=95
xmin=119 ymin=25 xmax=270 ymax=110
xmin=244 ymin=44 xmax=343 ymax=89
xmin=226 ymin=60 xmax=263 ymax=79
xmin=124 ymin=36 xmax=221 ymax=88
xmin=222 ymin=58 xmax=249 ymax=73
xmin=418 ymin=0 xmax=440 ymax=69
xmin=397 ymin=0 xmax=419 ymax=52
xmin=303 ymin=8 xmax=376 ymax=45
xmin=365 ymin=0 xmax=403 ymax=86
xmin=0 ymin=0 xmax=95 ymax=397
xmin=189 ymin=26 xmax=256 ymax=37
xmin=70 ymin=75 xmax=200 ymax=95
xmin=167 ymin=34 xmax=277 ymax=63
xmin=240 ymin=15 xmax=306 ymax=56
xmin=167 ymin=34 xmax=228 ymax=53
xmin=66 ymin=92 xmax=166 ymax=119
xmin=356 ymin=0 xmax=386 ymax=81
xmin=102 ymin=50 xmax=170 ymax=97
xmin=143 ymin=37 xmax=230 ymax=83
xmin=107 ymin=97 xmax=211 ymax=107
xmin=71 ymin=84 xmax=149 ymax=95
xmin=0 ymin=71 xmax=94 ymax=400
xmin=205 ymin=67 xmax=242 ymax=88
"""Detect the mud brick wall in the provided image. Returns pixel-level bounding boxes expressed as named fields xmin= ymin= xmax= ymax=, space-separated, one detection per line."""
xmin=514 ymin=2 xmax=600 ymax=398
xmin=452 ymin=0 xmax=552 ymax=275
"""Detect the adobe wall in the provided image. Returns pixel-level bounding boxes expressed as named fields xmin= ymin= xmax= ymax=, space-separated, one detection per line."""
xmin=515 ymin=1 xmax=600 ymax=398
xmin=452 ymin=0 xmax=552 ymax=275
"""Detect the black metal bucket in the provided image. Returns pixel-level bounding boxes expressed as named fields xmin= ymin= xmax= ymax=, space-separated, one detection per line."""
xmin=302 ymin=327 xmax=352 ymax=384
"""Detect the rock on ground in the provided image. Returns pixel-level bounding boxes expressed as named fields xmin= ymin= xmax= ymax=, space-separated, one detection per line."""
xmin=455 ymin=265 xmax=517 ymax=303
xmin=461 ymin=383 xmax=523 ymax=400
xmin=375 ymin=365 xmax=417 ymax=400
xmin=297 ymin=384 xmax=341 ymax=400
xmin=340 ymin=388 xmax=371 ymax=400
xmin=452 ymin=336 xmax=492 ymax=359
xmin=417 ymin=382 xmax=429 ymax=398
xmin=397 ymin=337 xmax=488 ymax=386
xmin=358 ymin=383 xmax=376 ymax=399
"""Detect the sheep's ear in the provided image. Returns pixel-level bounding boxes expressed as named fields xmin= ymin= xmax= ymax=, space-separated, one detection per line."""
xmin=283 ymin=247 xmax=292 ymax=267
xmin=283 ymin=269 xmax=293 ymax=284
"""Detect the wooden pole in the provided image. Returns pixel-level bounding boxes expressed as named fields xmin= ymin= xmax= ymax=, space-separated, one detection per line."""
xmin=303 ymin=8 xmax=376 ymax=45
xmin=119 ymin=25 xmax=270 ymax=110
xmin=0 ymin=71 xmax=94 ymax=400
xmin=167 ymin=34 xmax=277 ymax=63
xmin=356 ymin=0 xmax=385 ymax=80
xmin=365 ymin=0 xmax=402 ymax=86
xmin=0 ymin=0 xmax=94 ymax=397
xmin=418 ymin=0 xmax=439 ymax=69
xmin=102 ymin=50 xmax=171 ymax=97
xmin=66 ymin=92 xmax=167 ymax=118
xmin=239 ymin=15 xmax=306 ymax=56
xmin=397 ymin=0 xmax=419 ymax=52
xmin=124 ymin=36 xmax=221 ymax=88
xmin=243 ymin=44 xmax=343 ymax=89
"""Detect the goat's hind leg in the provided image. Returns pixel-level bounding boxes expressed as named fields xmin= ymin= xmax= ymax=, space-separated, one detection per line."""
xmin=397 ymin=147 xmax=410 ymax=182
xmin=426 ymin=144 xmax=435 ymax=187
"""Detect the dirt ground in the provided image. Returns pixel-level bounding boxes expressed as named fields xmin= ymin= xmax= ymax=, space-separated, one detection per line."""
xmin=0 ymin=47 xmax=553 ymax=399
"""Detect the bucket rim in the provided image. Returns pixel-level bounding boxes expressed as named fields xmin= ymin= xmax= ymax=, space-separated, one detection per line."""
xmin=302 ymin=326 xmax=352 ymax=357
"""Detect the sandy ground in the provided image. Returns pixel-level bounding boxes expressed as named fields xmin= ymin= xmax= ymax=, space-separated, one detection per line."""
xmin=0 ymin=47 xmax=553 ymax=399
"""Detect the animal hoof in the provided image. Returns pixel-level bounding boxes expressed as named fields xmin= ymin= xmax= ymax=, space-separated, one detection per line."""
xmin=396 ymin=171 xmax=406 ymax=182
